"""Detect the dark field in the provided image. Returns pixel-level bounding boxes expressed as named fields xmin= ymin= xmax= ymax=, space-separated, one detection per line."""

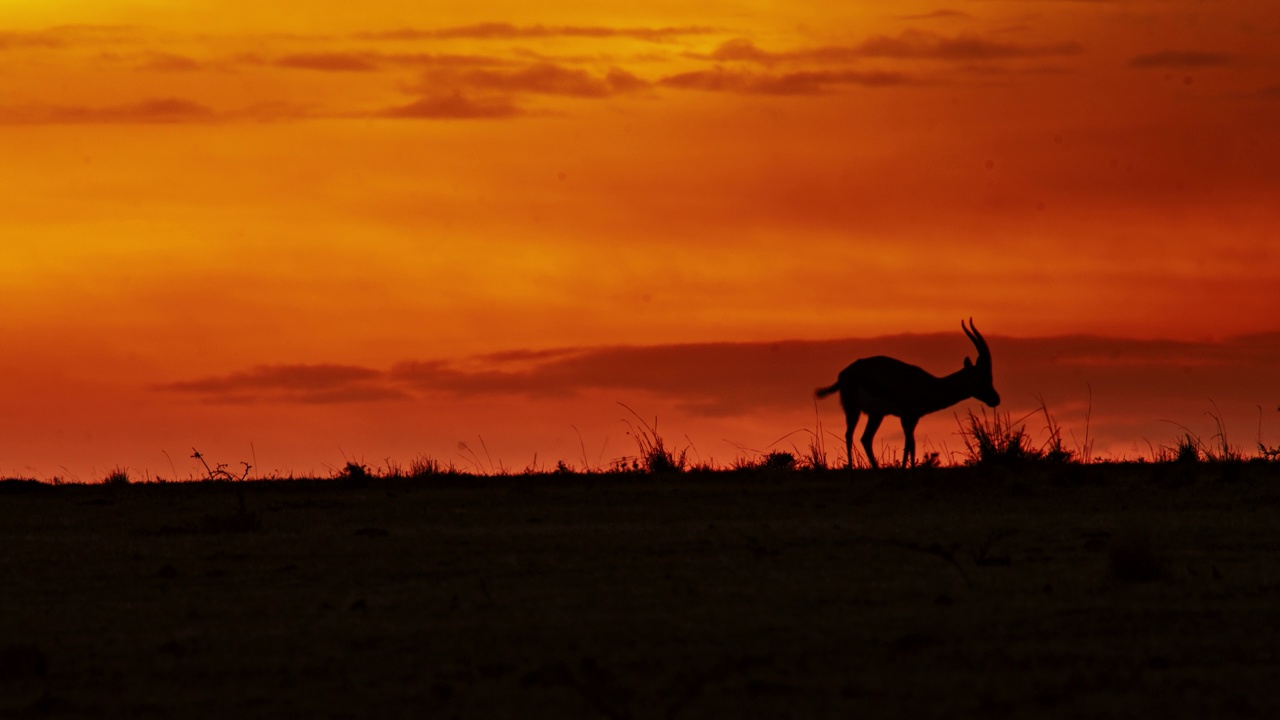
xmin=4 ymin=464 xmax=1280 ymax=718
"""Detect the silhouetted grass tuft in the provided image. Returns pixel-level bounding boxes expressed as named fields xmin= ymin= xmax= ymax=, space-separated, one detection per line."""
xmin=102 ymin=467 xmax=131 ymax=487
xmin=1205 ymin=404 xmax=1243 ymax=462
xmin=1170 ymin=433 xmax=1201 ymax=464
xmin=619 ymin=403 xmax=687 ymax=474
xmin=958 ymin=403 xmax=1083 ymax=468
xmin=958 ymin=410 xmax=1040 ymax=467
xmin=1036 ymin=399 xmax=1076 ymax=464
xmin=409 ymin=454 xmax=457 ymax=477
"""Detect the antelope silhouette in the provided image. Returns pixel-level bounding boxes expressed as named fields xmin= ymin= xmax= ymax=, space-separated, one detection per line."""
xmin=815 ymin=319 xmax=1000 ymax=469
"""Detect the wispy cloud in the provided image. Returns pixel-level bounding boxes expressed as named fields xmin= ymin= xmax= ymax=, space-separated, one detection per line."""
xmin=1128 ymin=50 xmax=1235 ymax=69
xmin=420 ymin=63 xmax=648 ymax=98
xmin=895 ymin=10 xmax=973 ymax=21
xmin=659 ymin=68 xmax=912 ymax=95
xmin=376 ymin=93 xmax=523 ymax=119
xmin=275 ymin=52 xmax=380 ymax=72
xmin=156 ymin=364 xmax=409 ymax=404
xmin=692 ymin=31 xmax=1081 ymax=67
xmin=0 ymin=97 xmax=215 ymax=125
xmin=357 ymin=23 xmax=717 ymax=43
xmin=0 ymin=30 xmax=65 ymax=49
xmin=0 ymin=25 xmax=138 ymax=50
xmin=854 ymin=30 xmax=1082 ymax=61
xmin=135 ymin=52 xmax=203 ymax=72
xmin=263 ymin=51 xmax=516 ymax=72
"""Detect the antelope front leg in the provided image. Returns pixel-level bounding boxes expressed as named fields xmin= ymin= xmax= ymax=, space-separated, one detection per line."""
xmin=901 ymin=416 xmax=919 ymax=467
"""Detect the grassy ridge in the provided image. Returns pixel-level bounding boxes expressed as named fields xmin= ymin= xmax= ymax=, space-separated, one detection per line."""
xmin=3 ymin=461 xmax=1280 ymax=718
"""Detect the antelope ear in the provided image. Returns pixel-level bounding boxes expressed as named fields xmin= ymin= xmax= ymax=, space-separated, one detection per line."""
xmin=964 ymin=356 xmax=973 ymax=369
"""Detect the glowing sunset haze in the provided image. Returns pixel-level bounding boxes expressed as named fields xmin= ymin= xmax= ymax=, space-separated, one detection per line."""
xmin=2 ymin=1 xmax=1277 ymax=479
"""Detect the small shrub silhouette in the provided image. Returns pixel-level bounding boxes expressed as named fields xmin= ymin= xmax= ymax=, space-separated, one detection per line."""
xmin=338 ymin=461 xmax=372 ymax=484
xmin=916 ymin=451 xmax=943 ymax=469
xmin=191 ymin=449 xmax=251 ymax=481
xmin=762 ymin=451 xmax=797 ymax=471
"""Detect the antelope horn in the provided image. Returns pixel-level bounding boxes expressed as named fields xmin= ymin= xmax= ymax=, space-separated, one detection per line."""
xmin=963 ymin=318 xmax=990 ymax=360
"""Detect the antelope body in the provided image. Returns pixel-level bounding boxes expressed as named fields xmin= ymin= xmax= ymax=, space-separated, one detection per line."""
xmin=815 ymin=319 xmax=1001 ymax=469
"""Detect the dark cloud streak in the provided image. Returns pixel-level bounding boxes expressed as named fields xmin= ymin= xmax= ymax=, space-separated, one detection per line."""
xmin=357 ymin=23 xmax=717 ymax=43
xmin=896 ymin=10 xmax=973 ymax=21
xmin=156 ymin=364 xmax=410 ymax=404
xmin=698 ymin=32 xmax=1081 ymax=67
xmin=267 ymin=51 xmax=514 ymax=72
xmin=854 ymin=30 xmax=1082 ymax=61
xmin=154 ymin=335 xmax=1280 ymax=438
xmin=0 ymin=97 xmax=216 ymax=125
xmin=275 ymin=52 xmax=380 ymax=72
xmin=659 ymin=68 xmax=912 ymax=95
xmin=1128 ymin=50 xmax=1235 ymax=68
xmin=427 ymin=63 xmax=648 ymax=97
xmin=376 ymin=93 xmax=523 ymax=119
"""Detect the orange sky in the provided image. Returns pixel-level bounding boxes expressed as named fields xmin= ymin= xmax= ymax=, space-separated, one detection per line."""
xmin=2 ymin=1 xmax=1278 ymax=479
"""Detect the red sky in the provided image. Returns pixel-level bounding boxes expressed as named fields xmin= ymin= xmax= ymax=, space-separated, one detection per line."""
xmin=1 ymin=1 xmax=1278 ymax=479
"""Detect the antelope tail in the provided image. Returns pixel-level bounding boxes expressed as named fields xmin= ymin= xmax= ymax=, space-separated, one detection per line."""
xmin=814 ymin=383 xmax=840 ymax=399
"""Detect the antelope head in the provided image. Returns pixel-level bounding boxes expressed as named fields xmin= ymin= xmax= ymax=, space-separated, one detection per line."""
xmin=962 ymin=318 xmax=1001 ymax=407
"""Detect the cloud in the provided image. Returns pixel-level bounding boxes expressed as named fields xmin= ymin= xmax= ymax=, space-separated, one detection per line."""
xmin=476 ymin=348 xmax=584 ymax=363
xmin=396 ymin=333 xmax=1280 ymax=443
xmin=0 ymin=97 xmax=216 ymax=125
xmin=896 ymin=10 xmax=973 ymax=21
xmin=0 ymin=30 xmax=64 ymax=49
xmin=275 ymin=52 xmax=380 ymax=72
xmin=263 ymin=51 xmax=516 ymax=72
xmin=376 ymin=93 xmax=522 ymax=119
xmin=155 ymin=333 xmax=1280 ymax=454
xmin=358 ymin=23 xmax=717 ymax=43
xmin=706 ymin=38 xmax=779 ymax=64
xmin=692 ymin=32 xmax=1080 ymax=67
xmin=659 ymin=68 xmax=912 ymax=95
xmin=136 ymin=52 xmax=203 ymax=72
xmin=381 ymin=64 xmax=647 ymax=114
xmin=0 ymin=25 xmax=137 ymax=50
xmin=854 ymin=30 xmax=1083 ymax=60
xmin=429 ymin=63 xmax=648 ymax=97
xmin=156 ymin=364 xmax=409 ymax=404
xmin=389 ymin=338 xmax=977 ymax=416
xmin=1128 ymin=50 xmax=1235 ymax=69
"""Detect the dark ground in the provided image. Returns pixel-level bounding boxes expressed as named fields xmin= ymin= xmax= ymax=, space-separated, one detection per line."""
xmin=3 ymin=463 xmax=1280 ymax=718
